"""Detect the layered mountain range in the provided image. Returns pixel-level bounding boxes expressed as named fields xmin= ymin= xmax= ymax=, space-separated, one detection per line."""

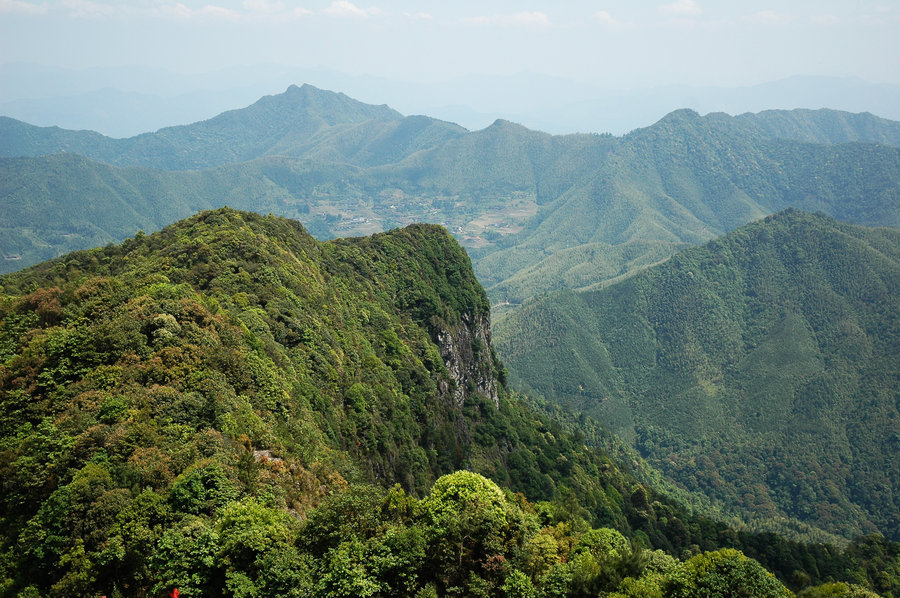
xmin=2 ymin=84 xmax=899 ymax=596
xmin=3 ymin=85 xmax=900 ymax=304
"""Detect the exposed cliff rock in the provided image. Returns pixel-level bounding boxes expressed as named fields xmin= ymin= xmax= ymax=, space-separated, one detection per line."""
xmin=435 ymin=311 xmax=499 ymax=408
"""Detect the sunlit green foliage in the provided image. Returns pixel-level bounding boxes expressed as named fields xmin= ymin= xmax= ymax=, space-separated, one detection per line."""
xmin=798 ymin=582 xmax=882 ymax=598
xmin=1 ymin=209 xmax=897 ymax=596
xmin=0 ymin=208 xmax=493 ymax=595
xmin=664 ymin=548 xmax=792 ymax=597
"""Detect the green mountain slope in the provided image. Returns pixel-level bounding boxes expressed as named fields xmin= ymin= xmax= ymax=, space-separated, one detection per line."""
xmin=495 ymin=210 xmax=900 ymax=542
xmin=474 ymin=110 xmax=900 ymax=304
xmin=0 ymin=153 xmax=369 ymax=271
xmin=0 ymin=209 xmax=541 ymax=593
xmin=1 ymin=209 xmax=898 ymax=596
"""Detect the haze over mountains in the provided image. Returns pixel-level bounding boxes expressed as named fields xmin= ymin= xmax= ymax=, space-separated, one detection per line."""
xmin=4 ymin=62 xmax=900 ymax=137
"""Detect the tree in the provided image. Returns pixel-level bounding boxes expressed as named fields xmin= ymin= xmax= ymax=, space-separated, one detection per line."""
xmin=797 ymin=582 xmax=881 ymax=598
xmin=420 ymin=470 xmax=533 ymax=594
xmin=664 ymin=548 xmax=792 ymax=598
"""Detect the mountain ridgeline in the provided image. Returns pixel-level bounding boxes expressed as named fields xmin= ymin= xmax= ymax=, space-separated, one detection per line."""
xmin=495 ymin=210 xmax=900 ymax=543
xmin=0 ymin=209 xmax=529 ymax=593
xmin=4 ymin=87 xmax=900 ymax=169
xmin=2 ymin=85 xmax=900 ymax=307
xmin=0 ymin=209 xmax=498 ymax=493
xmin=0 ymin=84 xmax=464 ymax=170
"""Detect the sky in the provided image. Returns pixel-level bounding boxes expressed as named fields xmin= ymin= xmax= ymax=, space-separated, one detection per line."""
xmin=2 ymin=0 xmax=900 ymax=89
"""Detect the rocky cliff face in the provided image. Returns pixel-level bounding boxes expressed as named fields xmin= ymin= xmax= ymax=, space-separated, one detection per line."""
xmin=435 ymin=311 xmax=499 ymax=408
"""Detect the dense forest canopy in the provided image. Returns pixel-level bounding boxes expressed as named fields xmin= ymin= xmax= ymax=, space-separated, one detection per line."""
xmin=496 ymin=210 xmax=900 ymax=544
xmin=1 ymin=209 xmax=897 ymax=596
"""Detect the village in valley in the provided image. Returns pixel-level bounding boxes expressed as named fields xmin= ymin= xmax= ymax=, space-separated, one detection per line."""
xmin=292 ymin=185 xmax=539 ymax=249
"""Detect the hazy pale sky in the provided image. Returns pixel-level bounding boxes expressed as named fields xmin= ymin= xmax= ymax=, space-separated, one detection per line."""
xmin=2 ymin=0 xmax=899 ymax=88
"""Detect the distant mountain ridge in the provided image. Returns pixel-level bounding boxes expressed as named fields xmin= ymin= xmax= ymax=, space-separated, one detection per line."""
xmin=734 ymin=108 xmax=900 ymax=146
xmin=2 ymin=85 xmax=900 ymax=305
xmin=477 ymin=108 xmax=900 ymax=304
xmin=4 ymin=64 xmax=900 ymax=135
xmin=0 ymin=84 xmax=466 ymax=170
xmin=5 ymin=85 xmax=900 ymax=170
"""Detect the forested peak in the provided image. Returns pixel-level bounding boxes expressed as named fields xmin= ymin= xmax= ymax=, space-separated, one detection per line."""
xmin=720 ymin=207 xmax=833 ymax=236
xmin=633 ymin=208 xmax=900 ymax=306
xmin=660 ymin=107 xmax=703 ymax=121
xmin=0 ymin=208 xmax=307 ymax=286
xmin=327 ymin=221 xmax=492 ymax=329
xmin=646 ymin=108 xmax=705 ymax=130
xmin=628 ymin=106 xmax=900 ymax=151
xmin=479 ymin=117 xmax=546 ymax=138
xmin=0 ymin=206 xmax=505 ymax=504
xmin=631 ymin=106 xmax=900 ymax=149
xmin=0 ymin=209 xmax=484 ymax=312
xmin=388 ymin=113 xmax=470 ymax=139
xmin=0 ymin=114 xmax=115 ymax=154
xmin=753 ymin=207 xmax=836 ymax=228
xmin=0 ymin=207 xmax=509 ymax=595
xmin=0 ymin=115 xmax=106 ymax=138
xmin=158 ymin=83 xmax=400 ymax=133
xmin=623 ymin=107 xmax=747 ymax=148
xmin=487 ymin=117 xmax=527 ymax=129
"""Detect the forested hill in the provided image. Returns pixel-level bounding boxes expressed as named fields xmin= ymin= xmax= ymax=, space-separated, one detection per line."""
xmin=495 ymin=209 xmax=900 ymax=544
xmin=0 ymin=152 xmax=363 ymax=270
xmin=0 ymin=208 xmax=498 ymax=500
xmin=2 ymin=208 xmax=897 ymax=596
xmin=478 ymin=109 xmax=900 ymax=304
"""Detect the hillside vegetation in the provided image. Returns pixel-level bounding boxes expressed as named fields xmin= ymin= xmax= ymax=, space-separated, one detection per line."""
xmin=496 ymin=210 xmax=900 ymax=544
xmin=732 ymin=108 xmax=900 ymax=146
xmin=2 ymin=209 xmax=898 ymax=596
